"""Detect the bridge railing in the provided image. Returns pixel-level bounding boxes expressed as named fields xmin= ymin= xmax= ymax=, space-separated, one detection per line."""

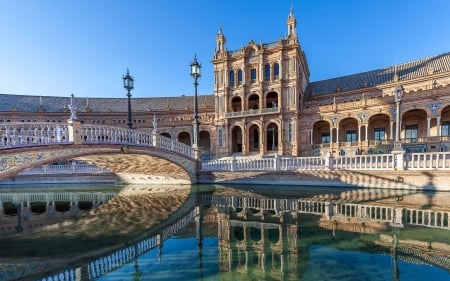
xmin=20 ymin=163 xmax=110 ymax=175
xmin=0 ymin=122 xmax=195 ymax=159
xmin=0 ymin=122 xmax=70 ymax=148
xmin=80 ymin=125 xmax=194 ymax=158
xmin=201 ymin=152 xmax=450 ymax=172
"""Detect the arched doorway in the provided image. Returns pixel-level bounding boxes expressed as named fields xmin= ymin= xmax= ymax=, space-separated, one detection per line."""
xmin=248 ymin=124 xmax=260 ymax=153
xmin=231 ymin=96 xmax=242 ymax=112
xmin=266 ymin=123 xmax=278 ymax=152
xmin=266 ymin=92 xmax=278 ymax=108
xmin=231 ymin=126 xmax=243 ymax=153
xmin=178 ymin=132 xmax=191 ymax=146
xmin=313 ymin=120 xmax=331 ymax=146
xmin=160 ymin=132 xmax=171 ymax=138
xmin=199 ymin=131 xmax=211 ymax=151
xmin=402 ymin=109 xmax=427 ymax=142
xmin=248 ymin=94 xmax=259 ymax=110
xmin=339 ymin=117 xmax=359 ymax=143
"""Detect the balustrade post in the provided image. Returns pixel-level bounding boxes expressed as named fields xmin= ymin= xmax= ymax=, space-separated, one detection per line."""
xmin=273 ymin=154 xmax=280 ymax=171
xmin=393 ymin=151 xmax=405 ymax=170
xmin=68 ymin=120 xmax=82 ymax=145
xmin=325 ymin=152 xmax=334 ymax=170
xmin=230 ymin=156 xmax=237 ymax=172
xmin=324 ymin=202 xmax=334 ymax=219
xmin=152 ymin=133 xmax=159 ymax=147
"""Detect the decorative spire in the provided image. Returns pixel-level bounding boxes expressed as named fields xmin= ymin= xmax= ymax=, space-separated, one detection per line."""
xmin=393 ymin=65 xmax=399 ymax=82
xmin=286 ymin=2 xmax=297 ymax=37
xmin=216 ymin=25 xmax=226 ymax=52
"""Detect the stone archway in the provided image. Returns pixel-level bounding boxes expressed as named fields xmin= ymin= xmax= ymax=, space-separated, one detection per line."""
xmin=231 ymin=96 xmax=242 ymax=112
xmin=248 ymin=124 xmax=260 ymax=153
xmin=248 ymin=94 xmax=259 ymax=110
xmin=266 ymin=122 xmax=278 ymax=152
xmin=160 ymin=132 xmax=171 ymax=138
xmin=178 ymin=132 xmax=191 ymax=146
xmin=266 ymin=92 xmax=278 ymax=108
xmin=231 ymin=126 xmax=243 ymax=154
xmin=199 ymin=131 xmax=211 ymax=151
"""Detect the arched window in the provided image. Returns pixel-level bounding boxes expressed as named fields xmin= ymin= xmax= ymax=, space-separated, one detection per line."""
xmin=229 ymin=70 xmax=235 ymax=86
xmin=238 ymin=69 xmax=243 ymax=85
xmin=264 ymin=64 xmax=270 ymax=81
xmin=274 ymin=63 xmax=279 ymax=80
xmin=250 ymin=68 xmax=257 ymax=83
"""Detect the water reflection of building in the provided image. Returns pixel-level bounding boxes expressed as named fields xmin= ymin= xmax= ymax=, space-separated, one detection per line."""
xmin=0 ymin=191 xmax=115 ymax=233
xmin=200 ymin=190 xmax=450 ymax=279
xmin=216 ymin=205 xmax=301 ymax=280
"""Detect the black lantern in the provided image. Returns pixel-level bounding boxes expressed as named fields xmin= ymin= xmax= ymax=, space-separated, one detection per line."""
xmin=190 ymin=55 xmax=201 ymax=149
xmin=123 ymin=69 xmax=134 ymax=129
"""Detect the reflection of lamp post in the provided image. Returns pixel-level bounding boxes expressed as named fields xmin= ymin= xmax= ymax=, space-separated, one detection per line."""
xmin=190 ymin=55 xmax=201 ymax=150
xmin=393 ymin=86 xmax=403 ymax=151
xmin=123 ymin=69 xmax=134 ymax=129
xmin=15 ymin=202 xmax=23 ymax=233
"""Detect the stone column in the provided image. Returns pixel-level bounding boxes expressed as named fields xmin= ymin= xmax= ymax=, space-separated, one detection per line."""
xmin=437 ymin=116 xmax=441 ymax=137
xmin=427 ymin=118 xmax=431 ymax=137
xmin=68 ymin=120 xmax=82 ymax=145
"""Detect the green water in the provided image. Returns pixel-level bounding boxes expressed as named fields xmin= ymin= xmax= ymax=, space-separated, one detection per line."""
xmin=0 ymin=184 xmax=449 ymax=281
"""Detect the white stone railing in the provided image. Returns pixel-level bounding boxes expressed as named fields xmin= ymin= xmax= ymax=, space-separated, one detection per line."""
xmin=201 ymin=152 xmax=450 ymax=172
xmin=224 ymin=107 xmax=279 ymax=118
xmin=404 ymin=152 xmax=450 ymax=170
xmin=201 ymin=156 xmax=326 ymax=172
xmin=0 ymin=122 xmax=70 ymax=148
xmin=80 ymin=125 xmax=152 ymax=146
xmin=0 ymin=122 xmax=195 ymax=159
xmin=20 ymin=163 xmax=110 ymax=175
xmin=333 ymin=154 xmax=395 ymax=170
xmin=80 ymin=125 xmax=194 ymax=158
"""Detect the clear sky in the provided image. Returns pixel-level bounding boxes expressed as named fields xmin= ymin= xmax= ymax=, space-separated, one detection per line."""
xmin=1 ymin=0 xmax=449 ymax=99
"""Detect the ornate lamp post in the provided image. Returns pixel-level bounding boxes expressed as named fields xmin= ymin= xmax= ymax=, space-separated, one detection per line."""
xmin=123 ymin=69 xmax=134 ymax=129
xmin=393 ymin=85 xmax=403 ymax=151
xmin=190 ymin=55 xmax=201 ymax=150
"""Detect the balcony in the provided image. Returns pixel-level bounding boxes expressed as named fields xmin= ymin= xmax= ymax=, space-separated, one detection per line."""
xmin=224 ymin=107 xmax=280 ymax=118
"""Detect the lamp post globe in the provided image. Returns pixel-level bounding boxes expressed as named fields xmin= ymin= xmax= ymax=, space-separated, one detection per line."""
xmin=190 ymin=55 xmax=201 ymax=150
xmin=123 ymin=69 xmax=134 ymax=129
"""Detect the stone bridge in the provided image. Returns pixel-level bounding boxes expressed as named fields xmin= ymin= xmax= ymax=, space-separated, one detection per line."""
xmin=0 ymin=122 xmax=199 ymax=184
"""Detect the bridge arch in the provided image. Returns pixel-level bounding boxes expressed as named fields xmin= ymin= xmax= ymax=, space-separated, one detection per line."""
xmin=0 ymin=144 xmax=197 ymax=184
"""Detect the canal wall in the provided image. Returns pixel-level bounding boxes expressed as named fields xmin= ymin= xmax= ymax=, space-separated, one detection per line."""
xmin=198 ymin=170 xmax=450 ymax=191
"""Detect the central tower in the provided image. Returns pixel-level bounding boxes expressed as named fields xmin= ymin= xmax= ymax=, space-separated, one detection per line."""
xmin=211 ymin=8 xmax=309 ymax=157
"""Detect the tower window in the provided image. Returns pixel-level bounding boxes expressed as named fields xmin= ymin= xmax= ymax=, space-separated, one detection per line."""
xmin=238 ymin=70 xmax=243 ymax=85
xmin=264 ymin=64 xmax=270 ymax=81
xmin=250 ymin=68 xmax=257 ymax=83
xmin=229 ymin=70 xmax=235 ymax=86
xmin=274 ymin=63 xmax=279 ymax=79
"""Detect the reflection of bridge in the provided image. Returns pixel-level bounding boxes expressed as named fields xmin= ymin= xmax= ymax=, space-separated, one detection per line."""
xmin=0 ymin=122 xmax=198 ymax=183
xmin=32 ymin=191 xmax=200 ymax=281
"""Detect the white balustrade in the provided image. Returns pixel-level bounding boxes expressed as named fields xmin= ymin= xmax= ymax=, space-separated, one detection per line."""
xmin=20 ymin=163 xmax=110 ymax=175
xmin=405 ymin=152 xmax=450 ymax=170
xmin=0 ymin=122 xmax=70 ymax=148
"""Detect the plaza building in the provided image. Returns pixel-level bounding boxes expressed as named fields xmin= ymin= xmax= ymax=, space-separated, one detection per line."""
xmin=1 ymin=9 xmax=450 ymax=159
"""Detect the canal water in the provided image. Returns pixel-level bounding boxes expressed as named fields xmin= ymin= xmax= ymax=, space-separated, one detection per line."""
xmin=0 ymin=184 xmax=449 ymax=281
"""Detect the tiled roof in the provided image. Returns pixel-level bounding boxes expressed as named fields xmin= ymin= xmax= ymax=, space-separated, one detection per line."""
xmin=305 ymin=52 xmax=450 ymax=97
xmin=0 ymin=94 xmax=215 ymax=113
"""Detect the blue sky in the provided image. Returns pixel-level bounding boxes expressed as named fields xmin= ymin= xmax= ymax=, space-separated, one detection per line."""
xmin=1 ymin=0 xmax=449 ymax=98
